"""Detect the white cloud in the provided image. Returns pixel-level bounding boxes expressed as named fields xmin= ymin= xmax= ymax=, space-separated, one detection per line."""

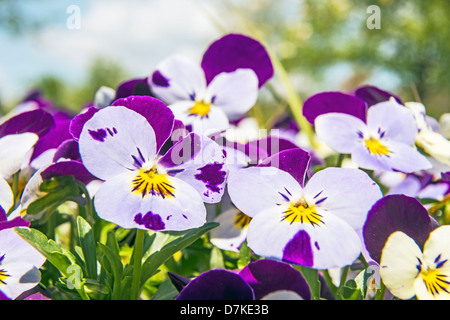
xmin=36 ymin=0 xmax=222 ymax=79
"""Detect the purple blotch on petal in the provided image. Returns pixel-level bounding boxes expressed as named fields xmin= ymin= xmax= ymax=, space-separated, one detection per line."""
xmin=69 ymin=106 xmax=100 ymax=141
xmin=195 ymin=162 xmax=227 ymax=193
xmin=282 ymin=230 xmax=314 ymax=267
xmin=88 ymin=128 xmax=107 ymax=142
xmin=151 ymin=70 xmax=170 ymax=87
xmin=134 ymin=211 xmax=165 ymax=231
xmin=362 ymin=194 xmax=434 ymax=263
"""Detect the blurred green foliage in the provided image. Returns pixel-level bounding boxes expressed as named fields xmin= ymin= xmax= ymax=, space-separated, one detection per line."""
xmin=218 ymin=0 xmax=450 ymax=118
xmin=31 ymin=57 xmax=128 ymax=113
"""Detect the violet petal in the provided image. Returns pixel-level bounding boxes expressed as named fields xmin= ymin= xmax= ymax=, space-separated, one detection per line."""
xmin=238 ymin=259 xmax=311 ymax=300
xmin=112 ymin=96 xmax=174 ymax=152
xmin=41 ymin=160 xmax=97 ymax=185
xmin=302 ymin=91 xmax=368 ymax=124
xmin=176 ymin=269 xmax=255 ymax=300
xmin=0 ymin=109 xmax=54 ymax=138
xmin=0 ymin=206 xmax=30 ymax=231
xmin=258 ymin=148 xmax=311 ymax=187
xmin=362 ymin=194 xmax=433 ymax=263
xmin=354 ymin=85 xmax=403 ymax=106
xmin=115 ymin=77 xmax=152 ymax=100
xmin=201 ymin=33 xmax=273 ymax=88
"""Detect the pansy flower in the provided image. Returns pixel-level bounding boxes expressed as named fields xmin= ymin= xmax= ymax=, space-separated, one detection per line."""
xmin=0 ymin=108 xmax=56 ymax=180
xmin=404 ymin=101 xmax=450 ymax=167
xmin=149 ymin=33 xmax=273 ymax=136
xmin=227 ymin=148 xmax=383 ymax=269
xmin=362 ymin=194 xmax=436 ymax=265
xmin=380 ymin=225 xmax=450 ymax=300
xmin=309 ymin=94 xmax=431 ymax=173
xmin=78 ymin=96 xmax=227 ymax=231
xmin=0 ymin=207 xmax=46 ymax=300
xmin=174 ymin=259 xmax=310 ymax=300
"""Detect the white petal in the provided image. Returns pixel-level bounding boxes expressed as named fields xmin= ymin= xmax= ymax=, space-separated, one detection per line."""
xmin=303 ymin=167 xmax=383 ymax=230
xmin=0 ymin=133 xmax=38 ymax=179
xmin=0 ymin=176 xmax=13 ymax=213
xmin=379 ymin=231 xmax=422 ymax=300
xmin=150 ymin=55 xmax=206 ymax=104
xmin=162 ymin=135 xmax=227 ymax=203
xmin=79 ymin=106 xmax=158 ymax=180
xmin=93 ymin=171 xmax=206 ymax=231
xmin=367 ymin=100 xmax=418 ymax=145
xmin=380 ymin=140 xmax=432 ymax=173
xmin=423 ymin=225 xmax=450 ymax=269
xmin=314 ymin=113 xmax=366 ymax=154
xmin=206 ymin=69 xmax=259 ymax=120
xmin=210 ymin=208 xmax=249 ymax=252
xmin=246 ymin=204 xmax=362 ymax=269
xmin=0 ymin=228 xmax=46 ymax=299
xmin=261 ymin=290 xmax=304 ymax=300
xmin=227 ymin=166 xmax=303 ymax=218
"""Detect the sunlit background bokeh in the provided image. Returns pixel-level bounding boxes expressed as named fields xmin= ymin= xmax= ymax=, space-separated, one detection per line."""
xmin=1 ymin=0 xmax=448 ymax=121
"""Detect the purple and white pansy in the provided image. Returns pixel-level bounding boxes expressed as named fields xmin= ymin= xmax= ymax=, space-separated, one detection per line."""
xmin=78 ymin=96 xmax=228 ymax=231
xmin=175 ymin=259 xmax=311 ymax=300
xmin=307 ymin=93 xmax=432 ymax=173
xmin=228 ymin=148 xmax=383 ymax=269
xmin=149 ymin=33 xmax=273 ymax=136
xmin=0 ymin=208 xmax=46 ymax=300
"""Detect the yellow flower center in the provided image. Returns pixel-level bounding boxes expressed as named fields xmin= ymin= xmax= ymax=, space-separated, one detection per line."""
xmin=281 ymin=199 xmax=324 ymax=226
xmin=0 ymin=269 xmax=9 ymax=286
xmin=131 ymin=165 xmax=175 ymax=199
xmin=365 ymin=138 xmax=389 ymax=156
xmin=233 ymin=212 xmax=252 ymax=229
xmin=420 ymin=267 xmax=450 ymax=297
xmin=189 ymin=101 xmax=211 ymax=117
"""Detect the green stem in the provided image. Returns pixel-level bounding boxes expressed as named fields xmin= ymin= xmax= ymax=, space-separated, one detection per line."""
xmin=336 ymin=153 xmax=345 ymax=168
xmin=130 ymin=229 xmax=145 ymax=300
xmin=8 ymin=171 xmax=20 ymax=215
xmin=75 ymin=181 xmax=95 ymax=225
xmin=375 ymin=280 xmax=386 ymax=300
xmin=336 ymin=265 xmax=350 ymax=299
xmin=322 ymin=269 xmax=339 ymax=297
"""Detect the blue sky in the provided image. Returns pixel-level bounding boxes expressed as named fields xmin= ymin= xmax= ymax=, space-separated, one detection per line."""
xmin=0 ymin=0 xmax=222 ymax=104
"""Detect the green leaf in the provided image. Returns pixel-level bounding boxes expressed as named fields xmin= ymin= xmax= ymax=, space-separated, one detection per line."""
xmin=15 ymin=227 xmax=77 ymax=277
xmin=209 ymin=246 xmax=225 ymax=269
xmin=77 ymin=216 xmax=97 ymax=280
xmin=237 ymin=240 xmax=251 ymax=269
xmin=140 ymin=222 xmax=219 ymax=286
xmin=151 ymin=278 xmax=179 ymax=300
xmin=97 ymin=242 xmax=124 ymax=299
xmin=27 ymin=176 xmax=84 ymax=216
xmin=355 ymin=266 xmax=376 ymax=299
xmin=340 ymin=279 xmax=361 ymax=300
xmin=298 ymin=266 xmax=321 ymax=300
